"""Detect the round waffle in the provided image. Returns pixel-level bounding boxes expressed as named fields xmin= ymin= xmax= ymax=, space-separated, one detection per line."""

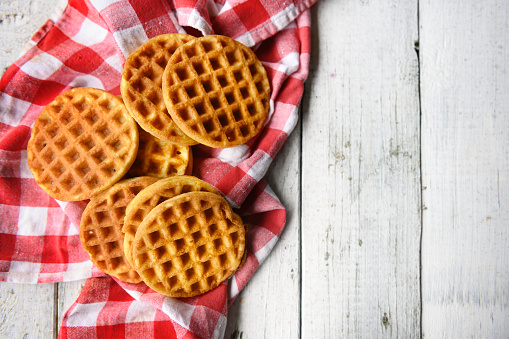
xmin=27 ymin=87 xmax=139 ymax=201
xmin=79 ymin=176 xmax=159 ymax=283
xmin=121 ymin=33 xmax=197 ymax=145
xmin=131 ymin=191 xmax=246 ymax=297
xmin=126 ymin=128 xmax=193 ymax=178
xmin=162 ymin=35 xmax=271 ymax=148
xmin=123 ymin=175 xmax=219 ymax=267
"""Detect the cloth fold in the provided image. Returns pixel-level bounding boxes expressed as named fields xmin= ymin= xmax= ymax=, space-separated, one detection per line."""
xmin=0 ymin=0 xmax=315 ymax=337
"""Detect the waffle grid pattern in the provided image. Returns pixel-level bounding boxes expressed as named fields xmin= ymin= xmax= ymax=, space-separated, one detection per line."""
xmin=123 ymin=176 xmax=219 ymax=267
xmin=126 ymin=129 xmax=192 ymax=178
xmin=27 ymin=88 xmax=138 ymax=201
xmin=80 ymin=177 xmax=159 ymax=283
xmin=132 ymin=192 xmax=245 ymax=297
xmin=162 ymin=35 xmax=271 ymax=148
xmin=121 ymin=34 xmax=196 ymax=145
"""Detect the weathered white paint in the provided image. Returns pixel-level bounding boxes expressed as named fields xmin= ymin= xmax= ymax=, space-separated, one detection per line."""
xmin=0 ymin=0 xmax=62 ymax=72
xmin=0 ymin=282 xmax=55 ymax=338
xmin=420 ymin=1 xmax=509 ymax=337
xmin=300 ymin=0 xmax=421 ymax=337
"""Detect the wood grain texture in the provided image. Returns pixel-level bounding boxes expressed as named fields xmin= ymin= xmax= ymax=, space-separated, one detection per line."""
xmin=300 ymin=1 xmax=421 ymax=337
xmin=0 ymin=282 xmax=55 ymax=338
xmin=0 ymin=0 xmax=62 ymax=73
xmin=420 ymin=1 xmax=509 ymax=337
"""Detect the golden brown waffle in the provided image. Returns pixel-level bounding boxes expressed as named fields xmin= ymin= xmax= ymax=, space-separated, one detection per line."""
xmin=121 ymin=33 xmax=197 ymax=145
xmin=126 ymin=128 xmax=193 ymax=178
xmin=162 ymin=35 xmax=271 ymax=148
xmin=123 ymin=175 xmax=219 ymax=267
xmin=79 ymin=176 xmax=159 ymax=283
xmin=131 ymin=191 xmax=246 ymax=297
xmin=27 ymin=87 xmax=139 ymax=201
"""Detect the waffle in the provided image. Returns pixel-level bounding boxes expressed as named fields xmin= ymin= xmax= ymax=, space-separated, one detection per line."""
xmin=27 ymin=87 xmax=139 ymax=201
xmin=126 ymin=128 xmax=193 ymax=178
xmin=161 ymin=35 xmax=271 ymax=148
xmin=79 ymin=176 xmax=159 ymax=283
xmin=121 ymin=33 xmax=197 ymax=145
xmin=123 ymin=175 xmax=219 ymax=267
xmin=131 ymin=191 xmax=246 ymax=297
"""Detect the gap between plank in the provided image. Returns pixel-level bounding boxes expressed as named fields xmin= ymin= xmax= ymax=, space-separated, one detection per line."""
xmin=415 ymin=0 xmax=424 ymax=338
xmin=297 ymin=99 xmax=304 ymax=339
xmin=53 ymin=283 xmax=59 ymax=339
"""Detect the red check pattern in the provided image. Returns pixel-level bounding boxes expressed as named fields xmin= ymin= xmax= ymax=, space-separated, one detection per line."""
xmin=0 ymin=0 xmax=316 ymax=337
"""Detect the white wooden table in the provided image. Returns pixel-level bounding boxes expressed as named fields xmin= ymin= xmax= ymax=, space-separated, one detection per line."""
xmin=1 ymin=0 xmax=509 ymax=338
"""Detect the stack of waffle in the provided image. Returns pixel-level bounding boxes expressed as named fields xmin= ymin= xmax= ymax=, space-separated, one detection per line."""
xmin=79 ymin=175 xmax=246 ymax=297
xmin=26 ymin=33 xmax=268 ymax=297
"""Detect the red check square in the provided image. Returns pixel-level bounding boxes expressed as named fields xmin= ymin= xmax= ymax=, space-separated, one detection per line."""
xmin=233 ymin=0 xmax=271 ymax=31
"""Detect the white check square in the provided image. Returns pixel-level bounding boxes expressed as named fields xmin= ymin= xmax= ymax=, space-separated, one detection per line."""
xmin=72 ymin=17 xmax=109 ymax=46
xmin=17 ymin=206 xmax=48 ymax=236
xmin=7 ymin=261 xmax=42 ymax=283
xmin=66 ymin=302 xmax=107 ymax=327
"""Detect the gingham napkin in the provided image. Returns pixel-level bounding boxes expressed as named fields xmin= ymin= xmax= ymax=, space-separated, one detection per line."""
xmin=0 ymin=0 xmax=315 ymax=337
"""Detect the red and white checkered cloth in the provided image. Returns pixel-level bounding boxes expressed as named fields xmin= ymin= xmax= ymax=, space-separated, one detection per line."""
xmin=0 ymin=0 xmax=315 ymax=337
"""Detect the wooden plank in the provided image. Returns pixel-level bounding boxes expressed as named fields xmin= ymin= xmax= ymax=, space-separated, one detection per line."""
xmin=225 ymin=119 xmax=302 ymax=338
xmin=300 ymin=1 xmax=421 ymax=337
xmin=0 ymin=0 xmax=63 ymax=72
xmin=420 ymin=1 xmax=509 ymax=337
xmin=0 ymin=282 xmax=55 ymax=338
